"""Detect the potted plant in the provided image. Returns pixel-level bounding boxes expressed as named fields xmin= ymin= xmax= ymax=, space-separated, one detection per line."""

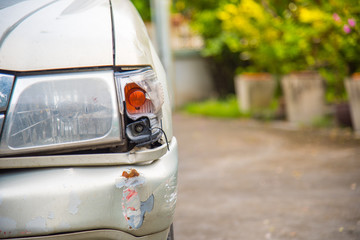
xmin=234 ymin=72 xmax=275 ymax=112
xmin=281 ymin=71 xmax=325 ymax=124
xmin=345 ymin=74 xmax=360 ymax=135
xmin=272 ymin=4 xmax=341 ymax=124
xmin=209 ymin=0 xmax=279 ymax=112
xmin=334 ymin=8 xmax=360 ymax=134
xmin=200 ymin=1 xmax=329 ymax=120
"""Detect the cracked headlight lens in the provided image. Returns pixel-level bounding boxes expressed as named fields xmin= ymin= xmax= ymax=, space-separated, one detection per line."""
xmin=0 ymin=73 xmax=14 ymax=112
xmin=0 ymin=70 xmax=122 ymax=156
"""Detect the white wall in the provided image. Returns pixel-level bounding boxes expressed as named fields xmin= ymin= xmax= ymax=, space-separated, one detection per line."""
xmin=173 ymin=50 xmax=214 ymax=107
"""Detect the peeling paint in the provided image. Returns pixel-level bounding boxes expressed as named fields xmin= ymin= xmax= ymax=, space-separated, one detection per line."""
xmin=115 ymin=169 xmax=153 ymax=229
xmin=116 ymin=175 xmax=145 ymax=189
xmin=122 ymin=169 xmax=139 ymax=178
xmin=68 ymin=192 xmax=81 ymax=215
xmin=0 ymin=217 xmax=16 ymax=233
xmin=140 ymin=195 xmax=154 ymax=215
xmin=123 ymin=193 xmax=154 ymax=230
xmin=26 ymin=216 xmax=46 ymax=232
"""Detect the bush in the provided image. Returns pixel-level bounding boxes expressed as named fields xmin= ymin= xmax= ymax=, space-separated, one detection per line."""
xmin=131 ymin=0 xmax=151 ymax=22
xmin=179 ymin=0 xmax=360 ymax=102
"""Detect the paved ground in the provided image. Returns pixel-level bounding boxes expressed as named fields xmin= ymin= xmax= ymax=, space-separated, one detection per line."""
xmin=172 ymin=113 xmax=360 ymax=240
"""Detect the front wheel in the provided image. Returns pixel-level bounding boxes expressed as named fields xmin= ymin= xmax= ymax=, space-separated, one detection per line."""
xmin=167 ymin=224 xmax=174 ymax=240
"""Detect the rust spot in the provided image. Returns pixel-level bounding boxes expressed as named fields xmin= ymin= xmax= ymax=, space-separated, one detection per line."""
xmin=122 ymin=169 xmax=140 ymax=179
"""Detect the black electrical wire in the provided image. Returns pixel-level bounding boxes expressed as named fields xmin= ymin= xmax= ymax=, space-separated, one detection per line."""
xmin=150 ymin=127 xmax=170 ymax=151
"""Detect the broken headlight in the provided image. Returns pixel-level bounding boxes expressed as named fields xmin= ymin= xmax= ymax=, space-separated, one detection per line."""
xmin=0 ymin=70 xmax=122 ymax=156
xmin=115 ymin=67 xmax=164 ymax=146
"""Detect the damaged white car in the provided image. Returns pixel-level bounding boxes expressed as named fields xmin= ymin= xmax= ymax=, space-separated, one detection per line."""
xmin=0 ymin=0 xmax=178 ymax=239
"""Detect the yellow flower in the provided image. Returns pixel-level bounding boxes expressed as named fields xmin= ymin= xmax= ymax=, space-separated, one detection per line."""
xmin=224 ymin=4 xmax=238 ymax=15
xmin=217 ymin=10 xmax=231 ymax=21
xmin=240 ymin=0 xmax=266 ymax=23
xmin=299 ymin=7 xmax=327 ymax=23
xmin=264 ymin=29 xmax=279 ymax=41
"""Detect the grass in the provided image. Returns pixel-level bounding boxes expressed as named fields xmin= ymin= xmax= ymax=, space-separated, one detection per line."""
xmin=311 ymin=115 xmax=335 ymax=128
xmin=184 ymin=95 xmax=251 ymax=118
xmin=183 ymin=96 xmax=350 ymax=134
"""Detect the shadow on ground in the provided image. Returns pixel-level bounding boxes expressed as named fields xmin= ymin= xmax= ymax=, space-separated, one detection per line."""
xmin=173 ymin=113 xmax=360 ymax=240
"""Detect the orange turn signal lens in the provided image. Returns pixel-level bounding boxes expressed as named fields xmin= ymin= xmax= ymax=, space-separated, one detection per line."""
xmin=128 ymin=88 xmax=146 ymax=109
xmin=125 ymin=83 xmax=147 ymax=113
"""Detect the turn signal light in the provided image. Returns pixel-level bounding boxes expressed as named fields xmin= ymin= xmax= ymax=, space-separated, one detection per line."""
xmin=115 ymin=67 xmax=164 ymax=119
xmin=124 ymin=82 xmax=152 ymax=114
xmin=125 ymin=83 xmax=146 ymax=109
xmin=115 ymin=67 xmax=164 ymax=146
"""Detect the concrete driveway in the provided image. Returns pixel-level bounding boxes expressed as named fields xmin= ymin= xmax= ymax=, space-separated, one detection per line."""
xmin=172 ymin=113 xmax=360 ymax=240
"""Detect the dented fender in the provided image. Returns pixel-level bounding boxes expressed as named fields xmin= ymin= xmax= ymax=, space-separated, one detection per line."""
xmin=0 ymin=139 xmax=178 ymax=239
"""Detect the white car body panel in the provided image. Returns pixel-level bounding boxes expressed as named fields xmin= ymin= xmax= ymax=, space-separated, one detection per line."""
xmin=0 ymin=139 xmax=178 ymax=239
xmin=0 ymin=0 xmax=113 ymax=71
xmin=0 ymin=0 xmax=177 ymax=239
xmin=111 ymin=0 xmax=154 ymax=66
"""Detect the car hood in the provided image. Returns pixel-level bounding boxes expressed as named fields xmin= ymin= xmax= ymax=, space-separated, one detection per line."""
xmin=0 ymin=0 xmax=154 ymax=72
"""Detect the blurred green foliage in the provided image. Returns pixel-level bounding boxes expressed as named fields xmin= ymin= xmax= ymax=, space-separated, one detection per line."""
xmin=131 ymin=0 xmax=151 ymax=22
xmin=184 ymin=95 xmax=250 ymax=118
xmin=311 ymin=115 xmax=335 ymax=128
xmin=131 ymin=0 xmax=360 ymax=102
xmin=184 ymin=95 xmax=283 ymax=119
xmin=174 ymin=0 xmax=360 ymax=102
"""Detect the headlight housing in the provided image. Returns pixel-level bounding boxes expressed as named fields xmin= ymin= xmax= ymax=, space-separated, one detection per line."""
xmin=115 ymin=67 xmax=164 ymax=119
xmin=0 ymin=70 xmax=123 ymax=156
xmin=115 ymin=67 xmax=164 ymax=146
xmin=0 ymin=67 xmax=166 ymax=157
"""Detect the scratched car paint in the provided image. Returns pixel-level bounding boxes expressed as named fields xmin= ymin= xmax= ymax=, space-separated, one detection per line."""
xmin=0 ymin=0 xmax=178 ymax=240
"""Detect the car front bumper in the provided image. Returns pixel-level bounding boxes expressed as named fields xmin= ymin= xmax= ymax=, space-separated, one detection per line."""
xmin=0 ymin=139 xmax=178 ymax=240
